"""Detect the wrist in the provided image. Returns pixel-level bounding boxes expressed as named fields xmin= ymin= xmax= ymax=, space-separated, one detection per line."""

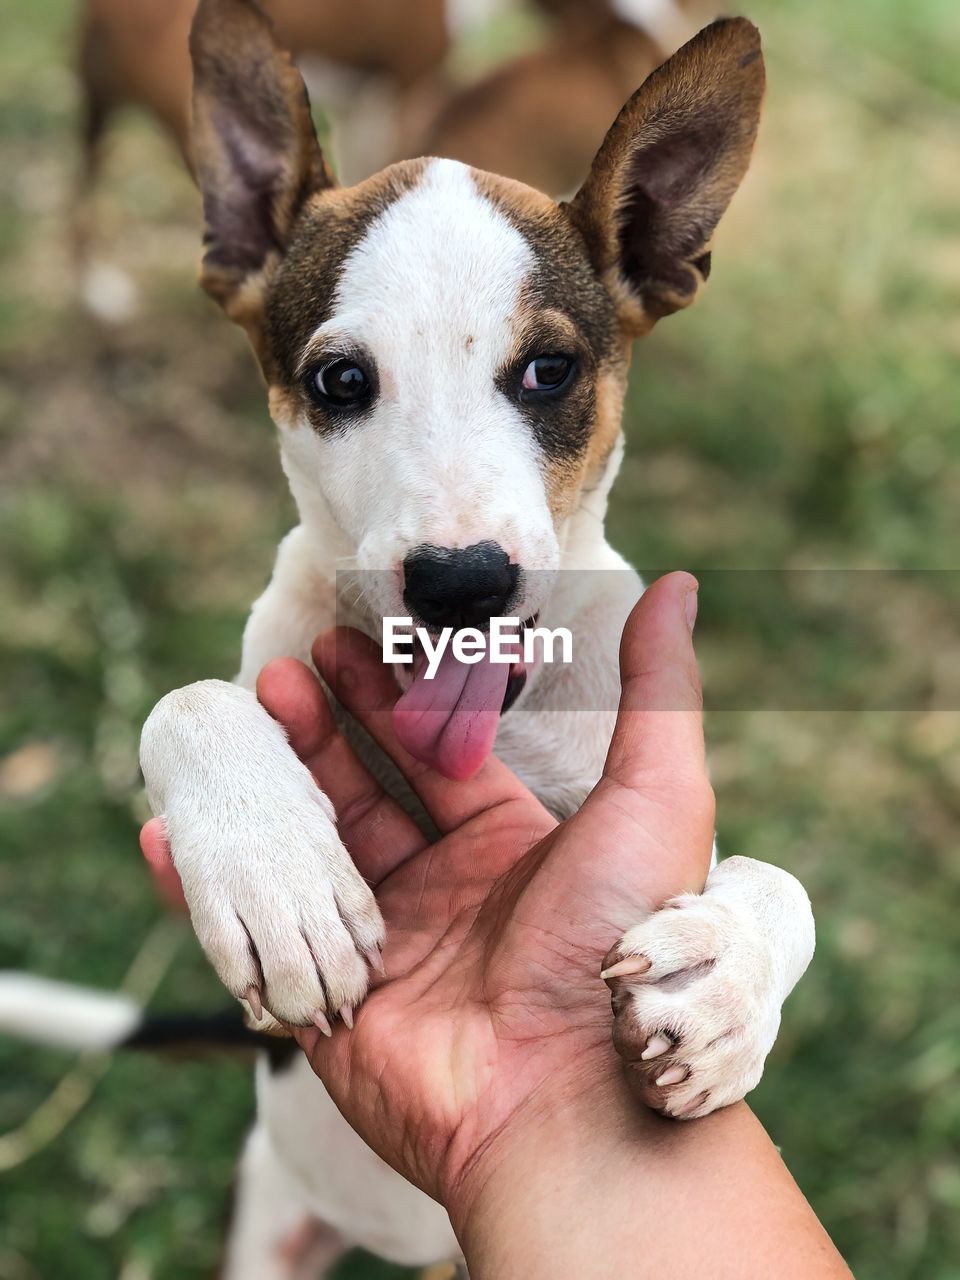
xmin=446 ymin=1059 xmax=659 ymax=1274
xmin=447 ymin=1072 xmax=848 ymax=1280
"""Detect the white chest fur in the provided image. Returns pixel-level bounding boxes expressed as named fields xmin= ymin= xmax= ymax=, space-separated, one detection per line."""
xmin=257 ymin=1055 xmax=460 ymax=1266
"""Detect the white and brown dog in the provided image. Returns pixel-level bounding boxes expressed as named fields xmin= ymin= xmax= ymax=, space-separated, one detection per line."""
xmin=15 ymin=2 xmax=817 ymax=1275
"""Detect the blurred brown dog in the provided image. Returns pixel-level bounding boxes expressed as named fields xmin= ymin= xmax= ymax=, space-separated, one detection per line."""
xmin=417 ymin=7 xmax=690 ymax=194
xmin=77 ymin=0 xmax=703 ymax=197
xmin=78 ymin=0 xmax=449 ymax=180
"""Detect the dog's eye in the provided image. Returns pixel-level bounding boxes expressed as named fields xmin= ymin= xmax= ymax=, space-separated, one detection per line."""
xmin=521 ymin=355 xmax=574 ymax=394
xmin=309 ymin=358 xmax=372 ymax=409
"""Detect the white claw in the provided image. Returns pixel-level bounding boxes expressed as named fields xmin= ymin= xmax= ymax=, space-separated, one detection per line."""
xmin=641 ymin=1035 xmax=672 ymax=1061
xmin=601 ymin=954 xmax=652 ymax=981
xmin=339 ymin=1004 xmax=354 ymax=1029
xmin=655 ymin=1065 xmax=688 ymax=1088
xmin=364 ymin=947 xmax=386 ymax=977
xmin=245 ymin=986 xmax=263 ymax=1022
xmin=312 ymin=1010 xmax=333 ymax=1037
xmin=677 ymin=1090 xmax=711 ymax=1118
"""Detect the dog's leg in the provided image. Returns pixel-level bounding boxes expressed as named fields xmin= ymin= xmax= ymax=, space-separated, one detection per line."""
xmin=604 ymin=856 xmax=815 ymax=1119
xmin=224 ymin=1125 xmax=347 ymax=1280
xmin=141 ymin=527 xmax=384 ymax=1027
xmin=141 ymin=678 xmax=383 ymax=1026
xmin=72 ymin=10 xmax=141 ymax=324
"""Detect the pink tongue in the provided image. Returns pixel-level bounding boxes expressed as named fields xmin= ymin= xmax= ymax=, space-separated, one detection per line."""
xmin=392 ymin=644 xmax=510 ymax=780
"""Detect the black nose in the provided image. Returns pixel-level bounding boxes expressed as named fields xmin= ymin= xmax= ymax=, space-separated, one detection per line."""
xmin=403 ymin=542 xmax=519 ymax=629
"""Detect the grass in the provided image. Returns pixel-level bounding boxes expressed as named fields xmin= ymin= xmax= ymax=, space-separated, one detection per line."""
xmin=1 ymin=1 xmax=959 ymax=1277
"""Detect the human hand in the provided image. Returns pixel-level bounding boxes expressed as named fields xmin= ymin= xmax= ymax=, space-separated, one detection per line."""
xmin=141 ymin=573 xmax=849 ymax=1278
xmin=143 ymin=571 xmax=709 ymax=1170
xmin=261 ymin=573 xmax=711 ymax=1202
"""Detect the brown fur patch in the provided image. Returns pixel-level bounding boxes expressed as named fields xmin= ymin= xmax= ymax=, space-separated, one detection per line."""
xmin=535 ymin=358 xmax=630 ymax=518
xmin=476 ymin=168 xmax=618 ymax=365
xmin=188 ymin=0 xmax=428 ymax=399
xmin=582 ymin=361 xmax=630 ymax=489
xmin=263 ymin=160 xmax=428 ymax=395
xmin=264 ymin=0 xmax=447 ymax=87
xmin=476 ymin=168 xmax=628 ymax=516
xmin=416 ymin=16 xmax=666 ymax=197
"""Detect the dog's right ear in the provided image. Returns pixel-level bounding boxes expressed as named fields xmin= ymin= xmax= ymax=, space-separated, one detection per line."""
xmin=190 ymin=0 xmax=335 ymax=314
xmin=566 ymin=18 xmax=764 ymax=336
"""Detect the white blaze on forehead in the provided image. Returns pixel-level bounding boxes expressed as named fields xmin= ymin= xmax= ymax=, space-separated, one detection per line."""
xmin=282 ymin=158 xmax=560 ymax=611
xmin=325 ymin=159 xmax=533 ymax=373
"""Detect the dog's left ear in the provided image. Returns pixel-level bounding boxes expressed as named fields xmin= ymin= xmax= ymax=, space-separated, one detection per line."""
xmin=189 ymin=0 xmax=336 ymax=314
xmin=566 ymin=18 xmax=764 ymax=335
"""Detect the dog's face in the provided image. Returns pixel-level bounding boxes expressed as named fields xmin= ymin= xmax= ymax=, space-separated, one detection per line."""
xmin=264 ymin=157 xmax=622 ymax=613
xmin=189 ymin=0 xmax=763 ymax=776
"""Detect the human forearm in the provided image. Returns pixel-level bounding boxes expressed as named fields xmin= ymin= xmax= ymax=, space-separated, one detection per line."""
xmin=450 ymin=1070 xmax=851 ymax=1280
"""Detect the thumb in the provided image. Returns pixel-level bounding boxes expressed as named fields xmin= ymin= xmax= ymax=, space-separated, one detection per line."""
xmin=602 ymin=571 xmax=706 ymax=792
xmin=572 ymin=572 xmax=716 ymax=894
xmin=544 ymin=573 xmax=714 ymax=919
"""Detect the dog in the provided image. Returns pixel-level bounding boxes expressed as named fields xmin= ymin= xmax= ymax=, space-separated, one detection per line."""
xmin=405 ymin=6 xmax=685 ymax=195
xmin=78 ymin=0 xmax=451 ymax=176
xmin=75 ymin=0 xmax=703 ymax=322
xmin=138 ymin=1 xmax=817 ymax=1271
xmin=76 ymin=0 xmax=701 ymax=211
xmin=9 ymin=3 xmax=817 ymax=1275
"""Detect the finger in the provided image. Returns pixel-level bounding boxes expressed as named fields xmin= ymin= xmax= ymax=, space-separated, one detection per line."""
xmin=139 ymin=816 xmax=188 ymax=914
xmin=569 ymin=573 xmax=715 ymax=900
xmin=139 ymin=815 xmax=168 ymax=865
xmin=256 ymin=658 xmax=427 ymax=884
xmin=312 ymin=629 xmax=550 ymax=835
xmin=601 ymin=572 xmax=709 ymax=795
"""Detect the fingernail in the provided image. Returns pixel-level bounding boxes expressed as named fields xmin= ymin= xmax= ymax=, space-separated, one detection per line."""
xmin=244 ymin=986 xmax=263 ymax=1021
xmin=656 ymin=1065 xmax=689 ymax=1087
xmin=600 ymin=954 xmax=652 ymax=981
xmin=339 ymin=1004 xmax=354 ymax=1029
xmin=684 ymin=584 xmax=699 ymax=633
xmin=312 ymin=1010 xmax=333 ymax=1037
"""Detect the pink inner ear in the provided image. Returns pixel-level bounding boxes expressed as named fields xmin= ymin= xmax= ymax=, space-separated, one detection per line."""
xmin=200 ymin=106 xmax=285 ymax=274
xmin=631 ymin=132 xmax=714 ymax=205
xmin=191 ymin=0 xmax=333 ymax=298
xmin=613 ymin=123 xmax=731 ymax=315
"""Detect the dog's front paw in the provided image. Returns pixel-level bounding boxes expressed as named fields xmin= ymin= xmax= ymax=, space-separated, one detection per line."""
xmin=178 ymin=790 xmax=386 ymax=1032
xmin=142 ymin=681 xmax=385 ymax=1031
xmin=176 ymin=798 xmax=385 ymax=1031
xmin=602 ymin=894 xmax=782 ymax=1119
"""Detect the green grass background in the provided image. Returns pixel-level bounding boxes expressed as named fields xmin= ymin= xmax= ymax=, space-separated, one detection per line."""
xmin=1 ymin=1 xmax=959 ymax=1276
